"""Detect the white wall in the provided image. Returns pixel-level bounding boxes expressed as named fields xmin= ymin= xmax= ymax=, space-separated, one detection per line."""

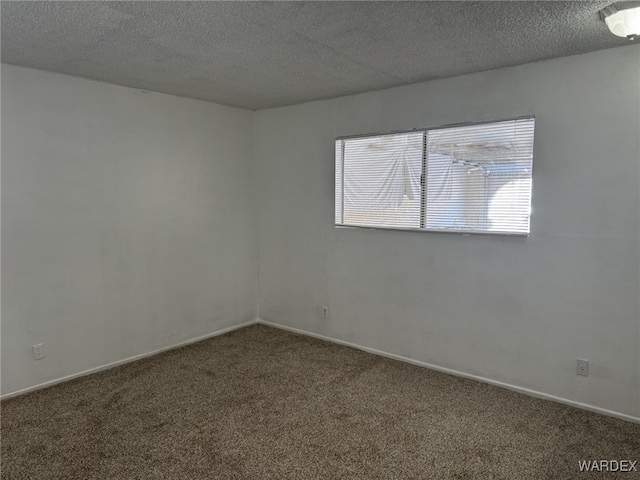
xmin=255 ymin=45 xmax=640 ymax=419
xmin=3 ymin=46 xmax=639 ymax=420
xmin=1 ymin=64 xmax=257 ymax=395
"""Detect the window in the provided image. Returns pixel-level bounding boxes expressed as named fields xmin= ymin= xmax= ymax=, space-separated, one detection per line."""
xmin=335 ymin=117 xmax=534 ymax=235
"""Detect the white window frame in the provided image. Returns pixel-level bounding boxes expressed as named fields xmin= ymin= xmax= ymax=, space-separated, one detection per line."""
xmin=335 ymin=116 xmax=535 ymax=237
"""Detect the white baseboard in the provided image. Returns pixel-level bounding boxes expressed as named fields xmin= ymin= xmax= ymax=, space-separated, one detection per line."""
xmin=1 ymin=319 xmax=258 ymax=401
xmin=6 ymin=317 xmax=638 ymax=424
xmin=257 ymin=319 xmax=640 ymax=425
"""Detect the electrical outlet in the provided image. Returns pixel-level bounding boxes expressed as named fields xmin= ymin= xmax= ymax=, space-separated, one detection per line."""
xmin=322 ymin=306 xmax=329 ymax=319
xmin=32 ymin=343 xmax=44 ymax=360
xmin=577 ymin=359 xmax=589 ymax=377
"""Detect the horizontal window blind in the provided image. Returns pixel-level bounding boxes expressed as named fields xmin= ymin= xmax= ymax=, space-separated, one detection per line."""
xmin=335 ymin=117 xmax=535 ymax=235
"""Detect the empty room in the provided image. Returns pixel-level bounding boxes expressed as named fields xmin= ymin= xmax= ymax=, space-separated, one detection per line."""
xmin=1 ymin=1 xmax=639 ymax=478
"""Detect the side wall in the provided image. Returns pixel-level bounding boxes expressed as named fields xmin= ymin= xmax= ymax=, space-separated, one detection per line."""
xmin=255 ymin=45 xmax=640 ymax=419
xmin=1 ymin=65 xmax=257 ymax=395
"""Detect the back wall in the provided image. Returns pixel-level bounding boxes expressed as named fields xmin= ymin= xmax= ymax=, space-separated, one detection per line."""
xmin=255 ymin=45 xmax=640 ymax=419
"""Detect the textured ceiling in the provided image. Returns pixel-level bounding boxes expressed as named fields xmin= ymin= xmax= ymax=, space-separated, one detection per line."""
xmin=1 ymin=1 xmax=636 ymax=110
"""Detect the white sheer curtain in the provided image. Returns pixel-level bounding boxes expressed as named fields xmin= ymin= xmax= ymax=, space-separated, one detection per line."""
xmin=343 ymin=133 xmax=422 ymax=212
xmin=339 ymin=132 xmax=423 ymax=228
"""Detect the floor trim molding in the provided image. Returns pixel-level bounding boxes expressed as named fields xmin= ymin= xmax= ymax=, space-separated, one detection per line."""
xmin=257 ymin=319 xmax=640 ymax=425
xmin=1 ymin=319 xmax=258 ymax=401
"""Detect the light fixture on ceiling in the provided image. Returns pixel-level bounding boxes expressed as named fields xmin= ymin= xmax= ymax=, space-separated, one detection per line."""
xmin=600 ymin=1 xmax=640 ymax=39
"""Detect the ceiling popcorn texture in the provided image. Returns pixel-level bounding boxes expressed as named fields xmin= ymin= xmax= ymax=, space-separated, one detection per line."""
xmin=1 ymin=1 xmax=635 ymax=110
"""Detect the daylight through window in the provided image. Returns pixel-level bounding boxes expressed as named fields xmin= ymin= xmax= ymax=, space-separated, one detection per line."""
xmin=335 ymin=118 xmax=535 ymax=235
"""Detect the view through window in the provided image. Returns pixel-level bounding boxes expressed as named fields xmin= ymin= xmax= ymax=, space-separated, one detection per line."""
xmin=335 ymin=118 xmax=535 ymax=235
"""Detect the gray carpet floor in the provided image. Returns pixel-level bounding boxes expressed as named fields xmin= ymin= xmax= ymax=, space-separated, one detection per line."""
xmin=1 ymin=324 xmax=639 ymax=479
